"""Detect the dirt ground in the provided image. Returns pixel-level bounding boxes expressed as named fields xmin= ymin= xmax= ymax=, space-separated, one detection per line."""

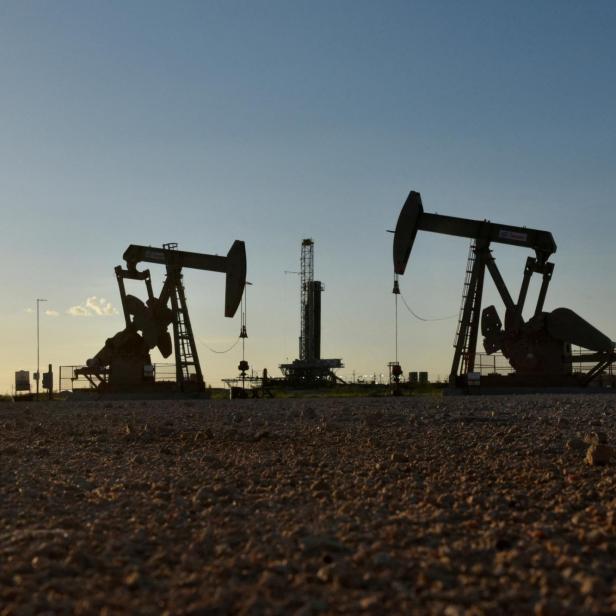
xmin=1 ymin=395 xmax=616 ymax=615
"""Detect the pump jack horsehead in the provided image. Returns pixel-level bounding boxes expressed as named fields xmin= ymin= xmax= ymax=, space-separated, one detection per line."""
xmin=77 ymin=241 xmax=246 ymax=393
xmin=393 ymin=190 xmax=616 ymax=388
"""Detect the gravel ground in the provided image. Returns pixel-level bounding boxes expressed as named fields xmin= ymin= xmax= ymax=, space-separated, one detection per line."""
xmin=1 ymin=395 xmax=616 ymax=615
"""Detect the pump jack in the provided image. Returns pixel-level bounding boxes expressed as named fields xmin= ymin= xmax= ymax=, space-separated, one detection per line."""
xmin=77 ymin=241 xmax=246 ymax=393
xmin=393 ymin=190 xmax=615 ymax=389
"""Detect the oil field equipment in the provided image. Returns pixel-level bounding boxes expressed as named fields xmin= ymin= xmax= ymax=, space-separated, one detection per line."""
xmin=280 ymin=239 xmax=344 ymax=385
xmin=393 ymin=190 xmax=615 ymax=389
xmin=220 ymin=282 xmax=266 ymax=399
xmin=388 ymin=361 xmax=403 ymax=396
xmin=76 ymin=241 xmax=246 ymax=393
xmin=14 ymin=371 xmax=31 ymax=393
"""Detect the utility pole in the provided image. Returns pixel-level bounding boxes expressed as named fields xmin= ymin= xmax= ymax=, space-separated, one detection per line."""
xmin=36 ymin=298 xmax=47 ymax=401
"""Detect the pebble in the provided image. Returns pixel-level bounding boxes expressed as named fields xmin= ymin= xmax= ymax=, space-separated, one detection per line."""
xmin=584 ymin=431 xmax=608 ymax=445
xmin=585 ymin=444 xmax=614 ymax=466
xmin=359 ymin=595 xmax=380 ymax=610
xmin=390 ymin=452 xmax=409 ymax=464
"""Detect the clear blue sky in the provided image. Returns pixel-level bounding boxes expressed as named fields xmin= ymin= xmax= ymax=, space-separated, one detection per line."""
xmin=1 ymin=1 xmax=615 ymax=392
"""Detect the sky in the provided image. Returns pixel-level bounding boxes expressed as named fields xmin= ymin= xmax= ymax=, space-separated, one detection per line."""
xmin=1 ymin=1 xmax=615 ymax=393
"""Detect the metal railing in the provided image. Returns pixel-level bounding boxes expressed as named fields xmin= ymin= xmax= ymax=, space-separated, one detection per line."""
xmin=59 ymin=363 xmax=178 ymax=392
xmin=470 ymin=349 xmax=616 ymax=384
xmin=472 ymin=353 xmax=515 ymax=376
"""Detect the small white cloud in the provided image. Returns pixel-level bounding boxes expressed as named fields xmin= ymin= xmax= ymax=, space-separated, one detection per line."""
xmin=24 ymin=308 xmax=34 ymax=314
xmin=45 ymin=309 xmax=59 ymax=317
xmin=67 ymin=296 xmax=118 ymax=317
xmin=67 ymin=305 xmax=89 ymax=317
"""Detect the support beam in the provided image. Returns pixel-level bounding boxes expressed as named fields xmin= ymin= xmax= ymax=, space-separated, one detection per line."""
xmin=513 ymin=257 xmax=535 ymax=326
xmin=485 ymin=257 xmax=515 ymax=312
xmin=535 ymin=263 xmax=554 ymax=316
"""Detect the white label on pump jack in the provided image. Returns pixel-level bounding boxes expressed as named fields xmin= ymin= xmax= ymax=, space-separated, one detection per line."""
xmin=498 ymin=229 xmax=528 ymax=242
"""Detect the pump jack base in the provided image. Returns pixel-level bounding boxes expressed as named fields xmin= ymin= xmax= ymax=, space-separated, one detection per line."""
xmin=445 ymin=373 xmax=616 ymax=396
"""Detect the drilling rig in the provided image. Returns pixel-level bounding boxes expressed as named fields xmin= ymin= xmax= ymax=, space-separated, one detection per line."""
xmin=393 ymin=190 xmax=615 ymax=390
xmin=280 ymin=239 xmax=343 ymax=386
xmin=76 ymin=241 xmax=246 ymax=394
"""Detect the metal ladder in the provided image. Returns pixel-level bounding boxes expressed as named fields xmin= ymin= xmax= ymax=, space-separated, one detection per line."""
xmin=163 ymin=242 xmax=204 ymax=391
xmin=453 ymin=240 xmax=484 ymax=375
xmin=172 ymin=281 xmax=196 ymax=384
xmin=454 ymin=240 xmax=476 ymax=348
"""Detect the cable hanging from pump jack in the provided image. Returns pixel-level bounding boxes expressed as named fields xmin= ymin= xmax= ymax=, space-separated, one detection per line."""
xmin=198 ymin=284 xmax=249 ymax=355
xmin=198 ymin=283 xmax=250 ymax=359
xmin=396 ymin=283 xmax=458 ymax=322
xmin=199 ymin=335 xmax=241 ymax=354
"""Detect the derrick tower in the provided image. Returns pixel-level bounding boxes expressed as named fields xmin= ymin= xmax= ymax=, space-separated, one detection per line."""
xmin=299 ymin=239 xmax=322 ymax=361
xmin=280 ymin=239 xmax=343 ymax=386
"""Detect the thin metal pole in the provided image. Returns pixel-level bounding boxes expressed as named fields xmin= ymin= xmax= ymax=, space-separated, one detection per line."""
xmin=392 ymin=274 xmax=400 ymax=364
xmin=37 ymin=302 xmax=38 ymax=400
xmin=36 ymin=298 xmax=47 ymax=401
xmin=242 ymin=290 xmax=246 ymax=390
xmin=395 ymin=293 xmax=398 ymax=363
xmin=242 ymin=285 xmax=247 ymax=362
